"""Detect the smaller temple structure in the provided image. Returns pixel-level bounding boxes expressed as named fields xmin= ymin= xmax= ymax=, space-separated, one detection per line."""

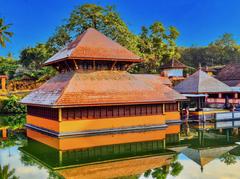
xmin=201 ymin=66 xmax=215 ymax=76
xmin=160 ymin=59 xmax=187 ymax=85
xmin=174 ymin=69 xmax=233 ymax=108
xmin=0 ymin=75 xmax=7 ymax=90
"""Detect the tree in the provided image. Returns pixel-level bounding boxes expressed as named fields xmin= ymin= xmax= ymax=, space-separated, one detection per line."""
xmin=220 ymin=152 xmax=237 ymax=165
xmin=19 ymin=43 xmax=53 ymax=70
xmin=0 ymin=18 xmax=13 ymax=48
xmin=135 ymin=22 xmax=180 ymax=73
xmin=47 ymin=4 xmax=139 ymax=54
xmin=18 ymin=44 xmax=57 ymax=81
xmin=0 ymin=165 xmax=19 ymax=179
xmin=143 ymin=154 xmax=183 ymax=179
xmin=0 ymin=55 xmax=18 ymax=79
xmin=180 ymin=33 xmax=240 ymax=68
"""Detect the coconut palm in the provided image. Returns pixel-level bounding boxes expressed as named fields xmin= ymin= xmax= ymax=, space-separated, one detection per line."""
xmin=0 ymin=18 xmax=13 ymax=48
xmin=0 ymin=164 xmax=19 ymax=179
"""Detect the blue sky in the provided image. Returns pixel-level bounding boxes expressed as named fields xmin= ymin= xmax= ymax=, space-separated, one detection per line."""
xmin=1 ymin=0 xmax=240 ymax=58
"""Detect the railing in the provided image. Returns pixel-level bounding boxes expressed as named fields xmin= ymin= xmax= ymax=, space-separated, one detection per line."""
xmin=207 ymin=98 xmax=240 ymax=104
xmin=215 ymin=111 xmax=240 ymax=121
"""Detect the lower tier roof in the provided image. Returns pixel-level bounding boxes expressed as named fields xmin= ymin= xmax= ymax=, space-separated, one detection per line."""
xmin=21 ymin=71 xmax=186 ymax=107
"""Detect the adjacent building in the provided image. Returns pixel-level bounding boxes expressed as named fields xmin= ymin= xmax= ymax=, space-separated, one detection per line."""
xmin=160 ymin=59 xmax=187 ymax=85
xmin=21 ymin=28 xmax=186 ymax=137
xmin=174 ymin=69 xmax=233 ymax=108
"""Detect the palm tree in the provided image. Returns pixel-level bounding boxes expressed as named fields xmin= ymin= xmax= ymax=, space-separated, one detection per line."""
xmin=0 ymin=18 xmax=13 ymax=48
xmin=0 ymin=164 xmax=19 ymax=179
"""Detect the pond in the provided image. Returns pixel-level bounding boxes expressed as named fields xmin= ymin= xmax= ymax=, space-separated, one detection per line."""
xmin=1 ymin=114 xmax=240 ymax=179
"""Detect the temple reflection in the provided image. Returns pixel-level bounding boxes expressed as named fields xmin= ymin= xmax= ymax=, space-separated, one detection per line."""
xmin=18 ymin=121 xmax=240 ymax=178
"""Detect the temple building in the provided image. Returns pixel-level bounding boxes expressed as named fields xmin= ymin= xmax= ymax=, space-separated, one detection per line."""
xmin=174 ymin=69 xmax=233 ymax=108
xmin=160 ymin=59 xmax=187 ymax=86
xmin=21 ymin=28 xmax=185 ymax=138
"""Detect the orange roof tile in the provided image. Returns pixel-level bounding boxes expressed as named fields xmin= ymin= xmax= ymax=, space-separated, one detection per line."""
xmin=132 ymin=74 xmax=172 ymax=86
xmin=44 ymin=28 xmax=142 ymax=65
xmin=21 ymin=71 xmax=185 ymax=107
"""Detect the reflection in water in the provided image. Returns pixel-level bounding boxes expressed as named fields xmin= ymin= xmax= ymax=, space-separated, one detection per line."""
xmin=0 ymin=164 xmax=19 ymax=179
xmin=143 ymin=154 xmax=183 ymax=179
xmin=1 ymin=117 xmax=240 ymax=179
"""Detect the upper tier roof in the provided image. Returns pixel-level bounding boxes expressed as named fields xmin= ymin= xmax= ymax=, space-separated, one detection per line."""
xmin=160 ymin=59 xmax=187 ymax=69
xmin=21 ymin=71 xmax=186 ymax=107
xmin=44 ymin=28 xmax=142 ymax=65
xmin=174 ymin=69 xmax=232 ymax=94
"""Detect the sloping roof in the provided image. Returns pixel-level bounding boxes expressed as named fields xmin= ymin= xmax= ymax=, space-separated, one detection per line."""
xmin=44 ymin=28 xmax=142 ymax=65
xmin=216 ymin=63 xmax=240 ymax=81
xmin=21 ymin=71 xmax=186 ymax=107
xmin=182 ymin=145 xmax=236 ymax=168
xmin=58 ymin=154 xmax=173 ymax=179
xmin=132 ymin=74 xmax=172 ymax=86
xmin=174 ymin=70 xmax=232 ymax=94
xmin=221 ymin=80 xmax=240 ymax=87
xmin=160 ymin=59 xmax=187 ymax=69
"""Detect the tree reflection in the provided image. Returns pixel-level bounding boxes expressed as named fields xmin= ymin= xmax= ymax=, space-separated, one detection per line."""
xmin=0 ymin=132 xmax=27 ymax=149
xmin=220 ymin=152 xmax=237 ymax=165
xmin=143 ymin=154 xmax=183 ymax=179
xmin=0 ymin=164 xmax=19 ymax=179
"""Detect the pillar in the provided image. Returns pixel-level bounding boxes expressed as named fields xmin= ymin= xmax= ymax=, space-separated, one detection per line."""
xmin=59 ymin=150 xmax=63 ymax=165
xmin=218 ymin=93 xmax=222 ymax=98
xmin=1 ymin=78 xmax=6 ymax=90
xmin=234 ymin=93 xmax=238 ymax=99
xmin=58 ymin=108 xmax=62 ymax=122
xmin=162 ymin=104 xmax=165 ymax=114
xmin=2 ymin=128 xmax=7 ymax=138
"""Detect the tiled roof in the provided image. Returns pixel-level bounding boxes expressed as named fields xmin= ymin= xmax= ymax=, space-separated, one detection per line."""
xmin=44 ymin=28 xmax=142 ymax=65
xmin=216 ymin=63 xmax=240 ymax=81
xmin=132 ymin=74 xmax=172 ymax=86
xmin=221 ymin=80 xmax=240 ymax=87
xmin=174 ymin=70 xmax=232 ymax=94
xmin=21 ymin=71 xmax=185 ymax=107
xmin=160 ymin=59 xmax=187 ymax=69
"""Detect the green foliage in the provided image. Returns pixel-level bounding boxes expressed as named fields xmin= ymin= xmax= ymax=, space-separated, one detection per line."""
xmin=0 ymin=131 xmax=27 ymax=148
xmin=17 ymin=43 xmax=57 ymax=82
xmin=19 ymin=43 xmax=53 ymax=70
xmin=0 ymin=165 xmax=19 ymax=179
xmin=0 ymin=55 xmax=18 ymax=79
xmin=1 ymin=95 xmax=26 ymax=113
xmin=3 ymin=114 xmax=26 ymax=130
xmin=133 ymin=22 xmax=180 ymax=73
xmin=143 ymin=154 xmax=183 ymax=179
xmin=180 ymin=33 xmax=240 ymax=68
xmin=0 ymin=18 xmax=13 ymax=48
xmin=220 ymin=152 xmax=237 ymax=165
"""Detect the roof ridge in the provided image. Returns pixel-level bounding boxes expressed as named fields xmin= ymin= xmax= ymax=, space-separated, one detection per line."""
xmin=55 ymin=71 xmax=75 ymax=105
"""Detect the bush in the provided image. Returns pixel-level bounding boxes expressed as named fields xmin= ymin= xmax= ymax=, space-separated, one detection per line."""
xmin=1 ymin=95 xmax=26 ymax=113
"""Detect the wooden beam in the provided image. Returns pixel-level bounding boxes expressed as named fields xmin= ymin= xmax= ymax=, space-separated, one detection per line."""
xmin=111 ymin=61 xmax=117 ymax=70
xmin=162 ymin=104 xmax=165 ymax=114
xmin=73 ymin=59 xmax=78 ymax=70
